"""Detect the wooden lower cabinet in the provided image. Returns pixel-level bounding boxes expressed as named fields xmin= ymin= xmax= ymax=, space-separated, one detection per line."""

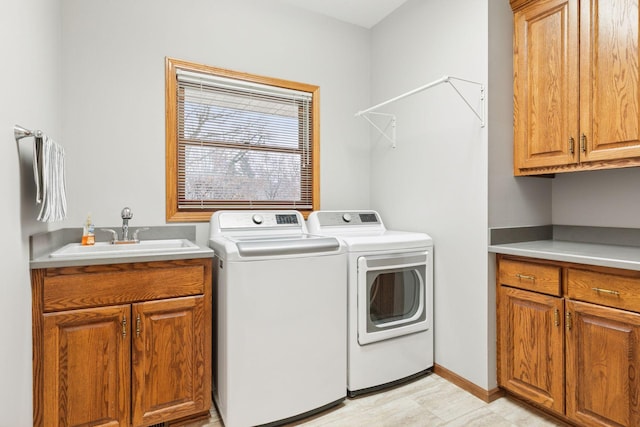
xmin=566 ymin=300 xmax=640 ymax=427
xmin=497 ymin=255 xmax=640 ymax=427
xmin=499 ymin=287 xmax=564 ymax=414
xmin=43 ymin=305 xmax=131 ymax=426
xmin=132 ymin=296 xmax=208 ymax=427
xmin=33 ymin=258 xmax=212 ymax=427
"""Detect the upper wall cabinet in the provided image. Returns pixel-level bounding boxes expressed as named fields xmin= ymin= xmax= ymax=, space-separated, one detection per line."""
xmin=512 ymin=0 xmax=640 ymax=176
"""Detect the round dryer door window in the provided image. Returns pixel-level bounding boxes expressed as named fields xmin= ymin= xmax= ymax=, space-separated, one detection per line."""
xmin=357 ymin=251 xmax=430 ymax=345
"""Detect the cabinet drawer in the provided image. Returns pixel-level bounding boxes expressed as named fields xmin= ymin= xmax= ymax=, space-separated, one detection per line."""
xmin=42 ymin=261 xmax=208 ymax=312
xmin=499 ymin=259 xmax=561 ymax=296
xmin=567 ymin=269 xmax=640 ymax=313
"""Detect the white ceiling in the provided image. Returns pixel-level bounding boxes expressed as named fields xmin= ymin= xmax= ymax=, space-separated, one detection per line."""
xmin=278 ymin=0 xmax=410 ymax=29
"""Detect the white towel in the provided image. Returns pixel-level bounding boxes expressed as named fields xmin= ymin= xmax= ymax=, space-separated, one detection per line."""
xmin=33 ymin=134 xmax=67 ymax=222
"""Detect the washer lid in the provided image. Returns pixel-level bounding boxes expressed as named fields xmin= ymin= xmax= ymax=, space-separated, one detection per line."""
xmin=209 ymin=233 xmax=343 ymax=259
xmin=233 ymin=235 xmax=340 ymax=256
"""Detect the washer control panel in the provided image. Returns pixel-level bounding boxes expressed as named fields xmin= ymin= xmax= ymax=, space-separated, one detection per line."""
xmin=216 ymin=211 xmax=302 ymax=230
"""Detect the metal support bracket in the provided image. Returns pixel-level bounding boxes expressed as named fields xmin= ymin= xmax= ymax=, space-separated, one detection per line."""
xmin=360 ymin=112 xmax=397 ymax=148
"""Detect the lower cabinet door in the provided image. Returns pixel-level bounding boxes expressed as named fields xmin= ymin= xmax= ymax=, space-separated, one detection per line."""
xmin=566 ymin=300 xmax=640 ymax=427
xmin=43 ymin=305 xmax=131 ymax=427
xmin=131 ymin=296 xmax=209 ymax=426
xmin=499 ymin=286 xmax=565 ymax=414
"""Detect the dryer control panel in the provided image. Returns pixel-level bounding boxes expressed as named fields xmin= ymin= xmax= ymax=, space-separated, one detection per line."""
xmin=308 ymin=211 xmax=383 ymax=228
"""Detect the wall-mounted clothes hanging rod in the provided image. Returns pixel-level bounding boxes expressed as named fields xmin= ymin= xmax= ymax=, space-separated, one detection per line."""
xmin=355 ymin=75 xmax=485 ymax=148
xmin=14 ymin=124 xmax=42 ymax=142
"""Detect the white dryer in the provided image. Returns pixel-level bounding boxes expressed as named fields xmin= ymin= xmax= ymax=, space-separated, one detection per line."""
xmin=209 ymin=211 xmax=347 ymax=427
xmin=307 ymin=210 xmax=433 ymax=396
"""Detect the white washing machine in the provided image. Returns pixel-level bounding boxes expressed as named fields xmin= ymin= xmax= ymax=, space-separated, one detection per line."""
xmin=209 ymin=211 xmax=347 ymax=427
xmin=307 ymin=210 xmax=433 ymax=396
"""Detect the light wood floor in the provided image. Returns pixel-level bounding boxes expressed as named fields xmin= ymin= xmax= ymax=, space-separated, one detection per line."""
xmin=183 ymin=373 xmax=569 ymax=427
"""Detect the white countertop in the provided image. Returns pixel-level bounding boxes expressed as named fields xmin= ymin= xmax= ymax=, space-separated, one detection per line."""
xmin=489 ymin=240 xmax=640 ymax=271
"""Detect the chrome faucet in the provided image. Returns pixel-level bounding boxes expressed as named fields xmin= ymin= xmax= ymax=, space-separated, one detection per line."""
xmin=98 ymin=207 xmax=147 ymax=244
xmin=121 ymin=207 xmax=133 ymax=242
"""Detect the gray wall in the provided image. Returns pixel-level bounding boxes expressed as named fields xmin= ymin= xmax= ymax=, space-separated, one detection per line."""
xmin=60 ymin=0 xmax=372 ymax=243
xmin=552 ymin=168 xmax=640 ymax=227
xmin=1 ymin=0 xmax=61 ymax=424
xmin=369 ymin=0 xmax=494 ymax=389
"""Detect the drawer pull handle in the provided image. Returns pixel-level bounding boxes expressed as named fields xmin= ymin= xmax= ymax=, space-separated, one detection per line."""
xmin=516 ymin=273 xmax=535 ymax=281
xmin=122 ymin=315 xmax=127 ymax=338
xmin=554 ymin=309 xmax=560 ymax=327
xmin=592 ymin=287 xmax=620 ymax=296
xmin=136 ymin=314 xmax=141 ymax=338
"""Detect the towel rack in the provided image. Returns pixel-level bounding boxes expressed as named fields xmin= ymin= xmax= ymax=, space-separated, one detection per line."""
xmin=14 ymin=124 xmax=42 ymax=142
xmin=15 ymin=124 xmax=68 ymax=222
xmin=355 ymin=75 xmax=485 ymax=148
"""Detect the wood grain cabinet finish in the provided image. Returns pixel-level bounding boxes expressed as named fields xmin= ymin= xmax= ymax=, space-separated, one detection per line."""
xmin=512 ymin=0 xmax=640 ymax=175
xmin=498 ymin=258 xmax=562 ymax=295
xmin=566 ymin=300 xmax=640 ymax=427
xmin=567 ymin=268 xmax=640 ymax=312
xmin=499 ymin=286 xmax=564 ymax=414
xmin=43 ymin=305 xmax=131 ymax=426
xmin=32 ymin=258 xmax=212 ymax=427
xmin=497 ymin=255 xmax=640 ymax=426
xmin=132 ymin=296 xmax=208 ymax=427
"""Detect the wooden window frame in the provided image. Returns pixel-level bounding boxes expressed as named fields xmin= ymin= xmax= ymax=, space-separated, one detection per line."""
xmin=165 ymin=57 xmax=320 ymax=222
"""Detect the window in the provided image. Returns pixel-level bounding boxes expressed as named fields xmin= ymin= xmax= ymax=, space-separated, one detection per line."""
xmin=165 ymin=57 xmax=319 ymax=222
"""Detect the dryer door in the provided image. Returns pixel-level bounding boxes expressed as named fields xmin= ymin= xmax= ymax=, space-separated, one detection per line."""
xmin=357 ymin=251 xmax=430 ymax=345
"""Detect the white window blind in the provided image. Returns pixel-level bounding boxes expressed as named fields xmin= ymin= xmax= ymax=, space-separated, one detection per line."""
xmin=175 ymin=68 xmax=314 ymax=210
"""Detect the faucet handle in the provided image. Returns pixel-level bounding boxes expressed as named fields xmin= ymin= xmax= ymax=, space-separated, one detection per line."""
xmin=98 ymin=228 xmax=119 ymax=244
xmin=132 ymin=227 xmax=150 ymax=242
xmin=121 ymin=207 xmax=133 ymax=220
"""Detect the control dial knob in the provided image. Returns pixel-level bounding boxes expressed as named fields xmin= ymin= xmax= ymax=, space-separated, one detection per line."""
xmin=252 ymin=214 xmax=263 ymax=225
xmin=342 ymin=213 xmax=352 ymax=223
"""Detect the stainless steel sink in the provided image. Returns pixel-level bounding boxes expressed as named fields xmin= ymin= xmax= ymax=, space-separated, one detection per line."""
xmin=49 ymin=239 xmax=200 ymax=258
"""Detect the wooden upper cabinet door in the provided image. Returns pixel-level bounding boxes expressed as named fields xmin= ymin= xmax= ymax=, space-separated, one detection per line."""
xmin=580 ymin=0 xmax=640 ymax=163
xmin=43 ymin=305 xmax=130 ymax=427
xmin=499 ymin=287 xmax=565 ymax=414
xmin=514 ymin=0 xmax=579 ymax=173
xmin=131 ymin=296 xmax=210 ymax=427
xmin=566 ymin=300 xmax=640 ymax=427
